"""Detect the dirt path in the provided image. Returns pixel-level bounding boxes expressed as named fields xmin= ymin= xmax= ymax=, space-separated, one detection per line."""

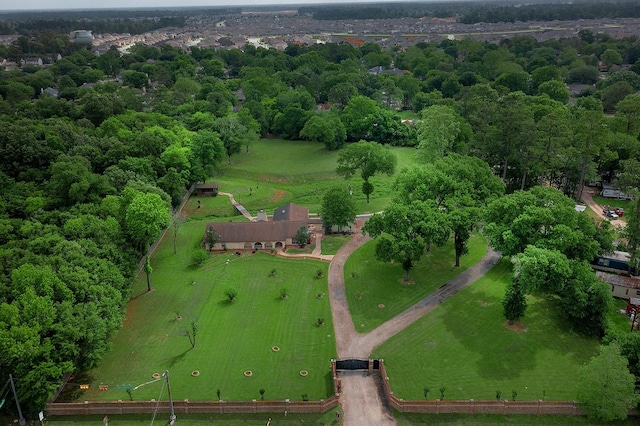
xmin=580 ymin=186 xmax=627 ymax=227
xmin=327 ymin=231 xmax=502 ymax=425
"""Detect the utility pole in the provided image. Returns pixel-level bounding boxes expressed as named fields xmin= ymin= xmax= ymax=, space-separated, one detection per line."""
xmin=9 ymin=374 xmax=26 ymax=426
xmin=164 ymin=370 xmax=176 ymax=425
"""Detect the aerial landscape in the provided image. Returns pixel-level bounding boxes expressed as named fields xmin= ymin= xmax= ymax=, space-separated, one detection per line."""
xmin=1 ymin=0 xmax=640 ymax=425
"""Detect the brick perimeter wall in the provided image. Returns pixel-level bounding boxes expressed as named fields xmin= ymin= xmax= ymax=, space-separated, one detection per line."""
xmin=46 ymin=396 xmax=339 ymax=416
xmin=378 ymin=359 xmax=639 ymax=416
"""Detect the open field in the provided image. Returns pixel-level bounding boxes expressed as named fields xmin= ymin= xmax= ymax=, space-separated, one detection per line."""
xmin=344 ymin=235 xmax=488 ymax=332
xmin=81 ymin=219 xmax=335 ymax=403
xmin=373 ymin=260 xmax=600 ymax=401
xmin=215 ymin=138 xmax=417 ymax=214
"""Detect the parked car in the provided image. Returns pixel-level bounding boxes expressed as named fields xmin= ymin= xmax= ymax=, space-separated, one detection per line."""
xmin=614 ymin=208 xmax=624 ymax=217
xmin=605 ymin=210 xmax=619 ymax=219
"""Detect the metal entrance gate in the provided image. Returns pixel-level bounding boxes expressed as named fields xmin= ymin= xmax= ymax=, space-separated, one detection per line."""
xmin=334 ymin=359 xmax=380 ymax=371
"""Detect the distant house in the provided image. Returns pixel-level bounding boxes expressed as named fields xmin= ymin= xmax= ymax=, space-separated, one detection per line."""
xmin=597 ymin=271 xmax=640 ymax=300
xmin=21 ymin=57 xmax=43 ymax=67
xmin=195 ymin=183 xmax=219 ymax=197
xmin=600 ymin=183 xmax=633 ymax=200
xmin=42 ymin=87 xmax=59 ymax=98
xmin=592 ymin=250 xmax=632 ymax=275
xmin=204 ymin=221 xmax=308 ymax=251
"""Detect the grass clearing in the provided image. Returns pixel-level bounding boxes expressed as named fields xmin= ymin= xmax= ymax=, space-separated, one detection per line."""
xmin=592 ymin=195 xmax=635 ymax=214
xmin=320 ymin=235 xmax=351 ymax=255
xmin=215 ymin=139 xmax=417 ymax=214
xmin=82 ymin=220 xmax=335 ymax=403
xmin=344 ymin=235 xmax=488 ymax=332
xmin=373 ymin=260 xmax=599 ymax=401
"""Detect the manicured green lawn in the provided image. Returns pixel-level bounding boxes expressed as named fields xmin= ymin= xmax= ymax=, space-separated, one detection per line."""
xmin=373 ymin=260 xmax=600 ymax=401
xmin=38 ymin=411 xmax=639 ymax=426
xmin=39 ymin=411 xmax=341 ymax=426
xmin=82 ymin=220 xmax=335 ymax=403
xmin=320 ymin=235 xmax=351 ymax=255
xmin=344 ymin=235 xmax=488 ymax=332
xmin=394 ymin=412 xmax=638 ymax=425
xmin=215 ymin=139 xmax=417 ymax=214
xmin=183 ymin=194 xmax=244 ymax=221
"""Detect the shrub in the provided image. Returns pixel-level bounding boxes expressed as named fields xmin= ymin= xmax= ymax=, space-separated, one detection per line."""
xmin=225 ymin=288 xmax=237 ymax=302
xmin=280 ymin=287 xmax=288 ymax=299
xmin=190 ymin=249 xmax=208 ymax=266
xmin=317 ymin=318 xmax=325 ymax=326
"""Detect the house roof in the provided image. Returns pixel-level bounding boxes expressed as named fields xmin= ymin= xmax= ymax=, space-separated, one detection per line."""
xmin=196 ymin=183 xmax=219 ymax=190
xmin=273 ymin=203 xmax=308 ymax=222
xmin=596 ymin=271 xmax=640 ymax=289
xmin=207 ymin=221 xmax=308 ymax=243
xmin=604 ymin=251 xmax=631 ymax=262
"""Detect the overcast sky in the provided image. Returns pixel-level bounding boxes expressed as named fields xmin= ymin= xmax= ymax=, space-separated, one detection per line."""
xmin=3 ymin=0 xmax=414 ymax=12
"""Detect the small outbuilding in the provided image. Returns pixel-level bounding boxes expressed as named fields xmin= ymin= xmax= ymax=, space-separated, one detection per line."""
xmin=195 ymin=183 xmax=219 ymax=197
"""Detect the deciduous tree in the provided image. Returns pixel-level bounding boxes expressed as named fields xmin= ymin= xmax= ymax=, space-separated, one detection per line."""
xmin=320 ymin=185 xmax=357 ymax=233
xmin=364 ymin=201 xmax=449 ymax=282
xmin=577 ymin=344 xmax=637 ymax=422
xmin=336 ymin=141 xmax=397 ymax=203
xmin=125 ymin=192 xmax=171 ymax=251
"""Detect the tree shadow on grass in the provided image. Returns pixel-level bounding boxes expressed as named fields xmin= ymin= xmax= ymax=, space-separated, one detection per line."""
xmin=164 ymin=347 xmax=193 ymax=368
xmin=441 ymin=288 xmax=537 ymax=381
xmin=441 ymin=287 xmax=596 ymax=382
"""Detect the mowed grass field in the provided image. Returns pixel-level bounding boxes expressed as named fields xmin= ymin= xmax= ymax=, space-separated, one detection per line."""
xmin=83 ymin=219 xmax=335 ymax=402
xmin=215 ymin=138 xmax=417 ymax=214
xmin=345 ymin=235 xmax=488 ymax=332
xmin=373 ymin=260 xmax=600 ymax=401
